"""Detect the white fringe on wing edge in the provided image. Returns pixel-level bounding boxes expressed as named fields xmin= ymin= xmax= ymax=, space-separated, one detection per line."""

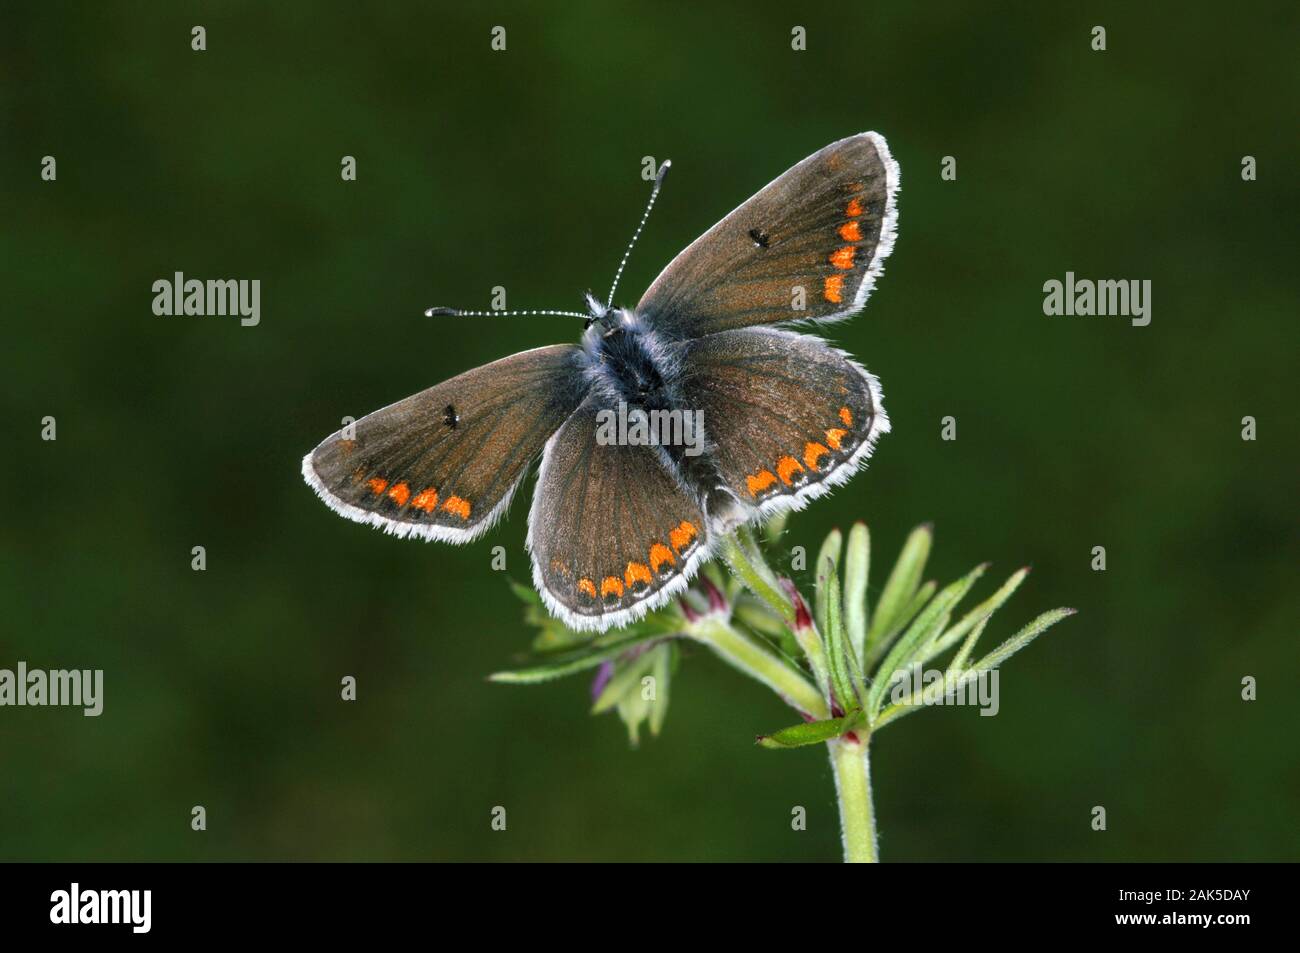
xmin=299 ymin=449 xmax=523 ymax=545
xmin=523 ymin=428 xmax=718 ymax=634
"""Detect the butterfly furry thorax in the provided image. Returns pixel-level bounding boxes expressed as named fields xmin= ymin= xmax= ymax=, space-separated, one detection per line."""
xmin=579 ymin=309 xmax=683 ymax=408
xmin=303 ymin=131 xmax=900 ymax=632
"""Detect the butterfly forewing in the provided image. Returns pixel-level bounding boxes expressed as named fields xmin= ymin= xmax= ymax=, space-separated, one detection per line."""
xmin=679 ymin=328 xmax=889 ymax=518
xmin=303 ymin=345 xmax=586 ymax=542
xmin=637 ymin=132 xmax=898 ymax=337
xmin=528 ymin=394 xmax=711 ymax=631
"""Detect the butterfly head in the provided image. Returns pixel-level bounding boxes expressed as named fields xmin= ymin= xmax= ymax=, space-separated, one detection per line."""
xmin=582 ymin=292 xmax=613 ymax=330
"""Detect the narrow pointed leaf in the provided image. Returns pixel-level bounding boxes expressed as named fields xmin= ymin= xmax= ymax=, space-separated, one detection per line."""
xmin=592 ymin=648 xmax=661 ymax=714
xmin=763 ymin=510 xmax=790 ymax=543
xmin=970 ymin=608 xmax=1076 ymax=673
xmin=926 ymin=567 xmax=1030 ymax=666
xmin=814 ymin=528 xmax=843 ymax=636
xmin=822 ymin=560 xmax=857 ymax=710
xmin=867 ymin=564 xmax=986 ymax=718
xmin=757 ymin=709 xmax=865 ymax=749
xmin=648 ymin=643 xmax=675 ymax=736
xmin=865 ymin=525 xmax=932 ymax=660
xmin=844 ymin=522 xmax=870 ymax=667
xmin=948 ymin=615 xmax=992 ymax=677
xmin=873 ymin=668 xmax=981 ymax=731
xmin=489 ymin=632 xmax=657 ymax=684
xmin=508 ymin=578 xmax=543 ymax=606
xmin=866 ymin=580 xmax=936 ymax=667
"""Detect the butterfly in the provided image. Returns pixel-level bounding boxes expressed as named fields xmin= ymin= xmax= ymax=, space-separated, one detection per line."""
xmin=303 ymin=132 xmax=899 ymax=632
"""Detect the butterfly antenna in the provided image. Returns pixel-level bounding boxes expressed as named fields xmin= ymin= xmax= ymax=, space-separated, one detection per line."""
xmin=606 ymin=159 xmax=671 ymax=306
xmin=424 ymin=306 xmax=590 ymax=320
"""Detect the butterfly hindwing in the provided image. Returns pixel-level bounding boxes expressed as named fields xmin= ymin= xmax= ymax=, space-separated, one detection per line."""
xmin=303 ymin=345 xmax=587 ymax=542
xmin=678 ymin=327 xmax=889 ymax=519
xmin=528 ymin=393 xmax=711 ymax=631
xmin=637 ymin=132 xmax=899 ymax=337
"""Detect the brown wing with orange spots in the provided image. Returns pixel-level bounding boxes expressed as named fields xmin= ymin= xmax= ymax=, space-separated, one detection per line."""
xmin=302 ymin=345 xmax=587 ymax=543
xmin=636 ymin=132 xmax=899 ymax=336
xmin=678 ymin=328 xmax=889 ymax=519
xmin=528 ymin=394 xmax=711 ymax=632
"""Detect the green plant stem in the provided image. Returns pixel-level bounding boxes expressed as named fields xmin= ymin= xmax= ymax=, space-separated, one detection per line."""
xmin=828 ymin=733 xmax=877 ymax=862
xmin=717 ymin=533 xmax=796 ymax=625
xmin=686 ymin=618 xmax=828 ymax=720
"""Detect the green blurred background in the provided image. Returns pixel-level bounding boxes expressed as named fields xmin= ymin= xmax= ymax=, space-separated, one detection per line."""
xmin=2 ymin=1 xmax=1296 ymax=861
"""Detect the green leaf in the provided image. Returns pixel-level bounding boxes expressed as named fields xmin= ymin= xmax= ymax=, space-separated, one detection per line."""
xmin=843 ymin=522 xmax=870 ymax=667
xmin=948 ymin=615 xmax=992 ymax=678
xmin=648 ymin=643 xmax=676 ymax=737
xmin=814 ymin=528 xmax=843 ymax=636
xmin=866 ymin=580 xmax=937 ymax=666
xmin=763 ymin=510 xmax=790 ymax=544
xmin=488 ymin=631 xmax=658 ymax=684
xmin=872 ymin=669 xmax=976 ymax=731
xmin=733 ymin=599 xmax=802 ymax=659
xmin=927 ymin=567 xmax=1030 ymax=668
xmin=591 ymin=646 xmax=662 ymax=714
xmin=866 ymin=564 xmax=986 ymax=719
xmin=822 ymin=559 xmax=858 ymax=710
xmin=757 ymin=709 xmax=865 ymax=749
xmin=970 ymin=608 xmax=1076 ymax=673
xmin=508 ymin=578 xmax=542 ymax=606
xmin=864 ymin=524 xmax=932 ymax=662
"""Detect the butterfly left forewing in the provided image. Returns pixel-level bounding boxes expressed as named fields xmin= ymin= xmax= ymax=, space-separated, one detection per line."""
xmin=303 ymin=344 xmax=586 ymax=542
xmin=637 ymin=132 xmax=899 ymax=337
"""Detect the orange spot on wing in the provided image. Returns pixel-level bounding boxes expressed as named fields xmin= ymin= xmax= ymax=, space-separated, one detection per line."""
xmin=838 ymin=221 xmax=863 ymax=242
xmin=839 ymin=406 xmax=854 ymax=427
xmin=577 ymin=578 xmax=597 ymax=599
xmin=387 ymin=482 xmax=410 ymax=506
xmin=746 ymin=470 xmax=778 ymax=497
xmin=776 ymin=456 xmax=805 ymax=486
xmin=624 ymin=562 xmax=652 ymax=590
xmin=804 ymin=442 xmax=830 ymax=471
xmin=338 ymin=439 xmax=356 ymax=454
xmin=411 ymin=488 xmax=439 ymax=512
xmin=846 ymin=197 xmax=865 ymax=217
xmin=600 ymin=576 xmax=625 ymax=599
xmin=367 ymin=477 xmax=388 ymax=495
xmin=823 ymin=275 xmax=845 ymax=304
xmin=649 ymin=543 xmax=675 ymax=574
xmin=826 ymin=427 xmax=848 ymax=450
xmin=669 ymin=521 xmax=698 ymax=554
xmin=829 ymin=246 xmax=856 ymax=270
xmin=442 ymin=495 xmax=471 ymax=520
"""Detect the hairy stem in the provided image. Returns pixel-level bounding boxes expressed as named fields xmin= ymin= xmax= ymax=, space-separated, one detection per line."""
xmin=717 ymin=533 xmax=796 ymax=625
xmin=829 ymin=734 xmax=877 ymax=862
xmin=685 ymin=618 xmax=827 ymax=720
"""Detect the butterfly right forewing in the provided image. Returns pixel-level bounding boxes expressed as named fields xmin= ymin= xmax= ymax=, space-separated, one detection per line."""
xmin=636 ymin=132 xmax=899 ymax=337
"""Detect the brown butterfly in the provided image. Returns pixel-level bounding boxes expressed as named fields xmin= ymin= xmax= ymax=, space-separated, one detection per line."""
xmin=303 ymin=132 xmax=899 ymax=631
